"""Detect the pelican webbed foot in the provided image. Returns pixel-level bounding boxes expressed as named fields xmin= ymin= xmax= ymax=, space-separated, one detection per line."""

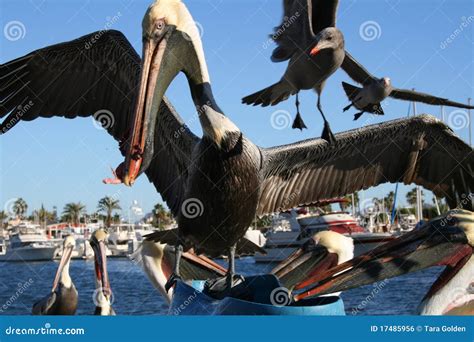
xmin=165 ymin=273 xmax=182 ymax=293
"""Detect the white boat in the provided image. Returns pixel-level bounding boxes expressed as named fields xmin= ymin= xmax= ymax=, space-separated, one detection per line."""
xmin=108 ymin=224 xmax=139 ymax=257
xmin=255 ymin=207 xmax=394 ymax=263
xmin=0 ymin=223 xmax=58 ymax=262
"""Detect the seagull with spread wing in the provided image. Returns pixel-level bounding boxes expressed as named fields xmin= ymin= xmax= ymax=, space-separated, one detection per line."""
xmin=341 ymin=51 xmax=474 ymax=120
xmin=242 ymin=0 xmax=344 ymax=142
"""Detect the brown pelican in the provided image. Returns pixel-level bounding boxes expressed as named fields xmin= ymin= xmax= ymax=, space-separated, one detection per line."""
xmin=1 ymin=0 xmax=472 ymax=294
xmin=341 ymin=51 xmax=474 ymax=120
xmin=272 ymin=231 xmax=353 ymax=293
xmin=32 ymin=236 xmax=77 ymax=315
xmin=131 ymin=241 xmax=226 ymax=303
xmin=242 ymin=0 xmax=343 ymax=141
xmin=90 ymin=229 xmax=115 ymax=316
xmin=293 ymin=209 xmax=474 ymax=315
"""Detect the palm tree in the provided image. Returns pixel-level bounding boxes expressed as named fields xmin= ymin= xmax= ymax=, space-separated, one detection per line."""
xmin=0 ymin=210 xmax=7 ymax=228
xmin=384 ymin=191 xmax=395 ymax=213
xmin=12 ymin=198 xmax=28 ymax=219
xmin=62 ymin=202 xmax=86 ymax=225
xmin=153 ymin=203 xmax=171 ymax=229
xmin=406 ymin=188 xmax=423 ymax=208
xmin=36 ymin=204 xmax=50 ymax=228
xmin=97 ymin=196 xmax=121 ymax=227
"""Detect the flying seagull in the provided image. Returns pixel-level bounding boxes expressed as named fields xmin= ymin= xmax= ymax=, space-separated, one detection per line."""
xmin=341 ymin=51 xmax=474 ymax=120
xmin=1 ymin=0 xmax=472 ymax=296
xmin=242 ymin=0 xmax=344 ymax=142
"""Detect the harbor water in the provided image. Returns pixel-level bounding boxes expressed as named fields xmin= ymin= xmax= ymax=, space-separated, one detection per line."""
xmin=0 ymin=257 xmax=441 ymax=315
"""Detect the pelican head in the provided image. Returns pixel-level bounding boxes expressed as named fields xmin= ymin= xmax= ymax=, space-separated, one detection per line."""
xmin=122 ymin=0 xmax=238 ymax=185
xmin=131 ymin=240 xmax=173 ymax=303
xmin=272 ymin=231 xmax=354 ymax=291
xmin=90 ymin=229 xmax=114 ymax=314
xmin=51 ymin=235 xmax=76 ymax=292
xmin=310 ymin=27 xmax=344 ymax=56
xmin=293 ymin=210 xmax=474 ymax=315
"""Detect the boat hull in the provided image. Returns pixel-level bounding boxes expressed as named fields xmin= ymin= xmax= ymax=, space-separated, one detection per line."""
xmin=0 ymin=246 xmax=57 ymax=262
xmin=170 ymin=275 xmax=345 ymax=315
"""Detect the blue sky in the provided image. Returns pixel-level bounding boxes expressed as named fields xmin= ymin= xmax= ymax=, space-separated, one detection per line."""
xmin=1 ymin=0 xmax=473 ymax=218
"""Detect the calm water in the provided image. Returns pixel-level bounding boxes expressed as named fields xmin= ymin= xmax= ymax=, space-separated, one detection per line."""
xmin=0 ymin=257 xmax=441 ymax=315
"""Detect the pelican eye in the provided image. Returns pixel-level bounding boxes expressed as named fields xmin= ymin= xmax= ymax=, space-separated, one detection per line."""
xmin=156 ymin=20 xmax=165 ymax=31
xmin=446 ymin=216 xmax=457 ymax=226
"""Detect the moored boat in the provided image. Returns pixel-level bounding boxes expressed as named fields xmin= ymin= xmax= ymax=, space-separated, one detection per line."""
xmin=0 ymin=223 xmax=57 ymax=262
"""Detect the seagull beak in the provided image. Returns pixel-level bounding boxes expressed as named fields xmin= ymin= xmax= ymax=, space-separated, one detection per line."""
xmin=272 ymin=241 xmax=338 ymax=291
xmin=310 ymin=40 xmax=332 ymax=56
xmin=51 ymin=244 xmax=73 ymax=292
xmin=293 ymin=222 xmax=472 ymax=302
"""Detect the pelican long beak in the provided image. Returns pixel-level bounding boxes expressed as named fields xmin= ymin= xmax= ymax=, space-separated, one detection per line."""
xmin=104 ymin=29 xmax=181 ymax=186
xmin=51 ymin=245 xmax=73 ymax=292
xmin=122 ymin=37 xmax=166 ymax=186
xmin=272 ymin=242 xmax=338 ymax=291
xmin=293 ymin=223 xmax=472 ymax=301
xmin=93 ymin=240 xmax=111 ymax=297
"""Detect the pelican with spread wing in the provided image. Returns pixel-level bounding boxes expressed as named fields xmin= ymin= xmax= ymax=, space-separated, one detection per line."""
xmin=2 ymin=0 xmax=472 ymax=296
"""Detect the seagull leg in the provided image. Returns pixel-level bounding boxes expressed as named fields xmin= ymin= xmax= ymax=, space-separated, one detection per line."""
xmin=353 ymin=111 xmax=365 ymax=121
xmin=292 ymin=93 xmax=307 ymax=130
xmin=317 ymin=96 xmax=336 ymax=143
xmin=164 ymin=244 xmax=183 ymax=293
xmin=343 ymin=103 xmax=353 ymax=112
